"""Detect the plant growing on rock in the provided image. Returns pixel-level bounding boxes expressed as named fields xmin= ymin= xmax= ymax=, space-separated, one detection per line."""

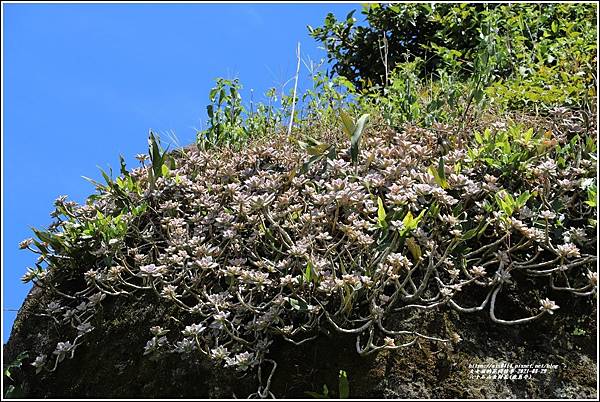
xmin=17 ymin=100 xmax=597 ymax=397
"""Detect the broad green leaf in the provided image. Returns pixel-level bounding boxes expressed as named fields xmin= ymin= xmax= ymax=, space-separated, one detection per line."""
xmin=377 ymin=196 xmax=387 ymax=228
xmin=437 ymin=157 xmax=447 ymax=185
xmin=402 ymin=210 xmax=414 ymax=229
xmin=413 ymin=209 xmax=426 ymax=227
xmin=515 ymin=191 xmax=531 ymax=208
xmin=304 ymin=261 xmax=314 ymax=283
xmin=340 ymin=110 xmax=355 ymax=138
xmin=428 ymin=163 xmax=448 ymax=189
xmin=406 ymin=237 xmax=421 ymax=261
xmin=462 ymin=228 xmax=478 ymax=240
xmin=289 ymin=297 xmax=308 ymax=311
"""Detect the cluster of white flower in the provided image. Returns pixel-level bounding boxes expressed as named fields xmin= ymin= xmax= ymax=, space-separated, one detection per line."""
xmin=21 ymin=115 xmax=596 ymax=397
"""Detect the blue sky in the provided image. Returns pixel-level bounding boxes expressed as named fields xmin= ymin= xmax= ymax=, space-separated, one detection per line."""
xmin=2 ymin=2 xmax=359 ymax=342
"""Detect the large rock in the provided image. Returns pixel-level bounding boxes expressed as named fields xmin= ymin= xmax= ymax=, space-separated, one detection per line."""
xmin=4 ymin=283 xmax=596 ymax=398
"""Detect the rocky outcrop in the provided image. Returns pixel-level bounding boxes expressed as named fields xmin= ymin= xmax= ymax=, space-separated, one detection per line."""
xmin=4 ymin=283 xmax=596 ymax=398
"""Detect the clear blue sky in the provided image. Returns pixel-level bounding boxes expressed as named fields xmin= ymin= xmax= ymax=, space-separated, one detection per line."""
xmin=2 ymin=2 xmax=359 ymax=342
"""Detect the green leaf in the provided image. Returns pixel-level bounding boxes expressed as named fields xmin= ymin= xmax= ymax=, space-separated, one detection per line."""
xmin=428 ymin=159 xmax=449 ymax=189
xmin=4 ymin=384 xmax=25 ymax=399
xmin=377 ymin=196 xmax=387 ymax=228
xmin=289 ymin=297 xmax=309 ymax=311
xmin=515 ymin=191 xmax=531 ymax=208
xmin=462 ymin=228 xmax=478 ymax=240
xmin=99 ymin=167 xmax=113 ymax=187
xmin=473 ymin=88 xmax=484 ymax=103
xmin=304 ymin=261 xmax=313 ymax=283
xmin=437 ymin=157 xmax=446 ymax=185
xmin=406 ymin=237 xmax=421 ymax=261
xmin=161 ymin=164 xmax=170 ymax=177
xmin=119 ymin=155 xmax=129 ymax=177
xmin=4 ymin=351 xmax=28 ymax=381
xmin=338 ymin=370 xmax=350 ymax=399
xmin=82 ymin=175 xmax=106 ymax=191
xmin=149 ymin=131 xmax=163 ymax=178
xmin=474 ymin=131 xmax=483 ymax=144
xmin=413 ymin=209 xmax=426 ymax=227
xmin=402 ymin=210 xmax=414 ymax=229
xmin=339 ymin=109 xmax=354 ymax=138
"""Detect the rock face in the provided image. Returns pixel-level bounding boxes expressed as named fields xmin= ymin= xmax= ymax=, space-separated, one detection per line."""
xmin=4 ymin=284 xmax=597 ymax=399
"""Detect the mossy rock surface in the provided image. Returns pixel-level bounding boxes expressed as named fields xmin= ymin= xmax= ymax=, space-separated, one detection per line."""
xmin=4 ymin=284 xmax=596 ymax=398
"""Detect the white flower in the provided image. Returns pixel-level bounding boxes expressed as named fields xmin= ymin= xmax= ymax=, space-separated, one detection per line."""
xmin=195 ymin=256 xmax=219 ymax=270
xmin=389 ymin=220 xmax=405 ymax=230
xmin=76 ymin=322 xmax=94 ymax=335
xmin=161 ymin=285 xmax=178 ymax=299
xmin=342 ymin=274 xmax=361 ymax=287
xmin=53 ymin=341 xmax=74 ymax=362
xmin=107 ymin=265 xmax=124 ymax=282
xmin=280 ymin=274 xmax=299 ymax=286
xmin=143 ymin=336 xmax=167 ymax=355
xmin=557 ymin=243 xmax=581 ymax=258
xmin=174 ymin=338 xmax=196 ymax=354
xmin=447 ymin=268 xmax=460 ymax=279
xmin=46 ymin=301 xmax=62 ymax=314
xmin=182 ymin=323 xmax=206 ymax=337
xmin=31 ymin=354 xmax=47 ymax=373
xmin=150 ymin=326 xmax=169 ymax=336
xmin=539 ymin=298 xmax=560 ymax=314
xmin=317 ymin=276 xmax=342 ymax=295
xmin=563 ymin=228 xmax=587 ymax=244
xmin=84 ymin=269 xmax=100 ymax=283
xmin=440 ymin=214 xmax=460 ymax=226
xmin=135 ymin=153 xmax=149 ymax=162
xmin=469 ymin=265 xmax=486 ymax=277
xmin=209 ymin=346 xmax=229 ymax=361
xmin=386 ymin=253 xmax=412 ymax=269
xmin=450 ymin=332 xmax=462 ymax=344
xmin=539 ymin=210 xmax=556 ymax=220
xmin=495 ymin=269 xmax=513 ymax=284
xmin=21 ymin=267 xmax=38 ymax=283
xmin=225 ymin=351 xmax=256 ymax=371
xmin=586 ymin=271 xmax=597 ymax=287
xmin=140 ymin=264 xmax=166 ymax=278
xmin=383 ymin=337 xmax=396 ymax=347
xmin=213 ymin=311 xmax=230 ymax=323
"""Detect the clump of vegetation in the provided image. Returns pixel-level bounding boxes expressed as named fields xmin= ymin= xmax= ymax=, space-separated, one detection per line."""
xmin=10 ymin=2 xmax=597 ymax=398
xmin=18 ymin=108 xmax=597 ymax=396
